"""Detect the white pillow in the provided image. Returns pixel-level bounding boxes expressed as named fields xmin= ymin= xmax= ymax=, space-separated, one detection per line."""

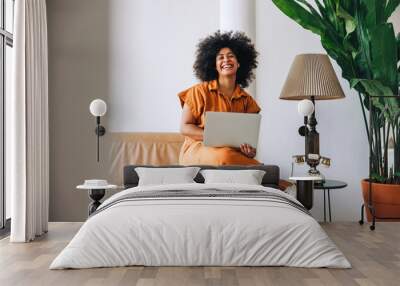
xmin=135 ymin=167 xmax=201 ymax=186
xmin=200 ymin=169 xmax=266 ymax=185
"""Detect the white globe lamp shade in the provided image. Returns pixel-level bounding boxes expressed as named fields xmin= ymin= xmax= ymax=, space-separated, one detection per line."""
xmin=89 ymin=99 xmax=107 ymax=117
xmin=297 ymin=99 xmax=314 ymax=116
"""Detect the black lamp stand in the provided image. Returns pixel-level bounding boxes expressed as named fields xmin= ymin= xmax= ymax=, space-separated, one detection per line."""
xmin=305 ymin=97 xmax=320 ymax=175
xmin=95 ymin=116 xmax=106 ymax=162
xmin=298 ymin=96 xmax=322 ymax=177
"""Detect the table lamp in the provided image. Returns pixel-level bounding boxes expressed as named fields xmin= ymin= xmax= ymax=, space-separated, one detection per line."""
xmin=280 ymin=54 xmax=345 ymax=177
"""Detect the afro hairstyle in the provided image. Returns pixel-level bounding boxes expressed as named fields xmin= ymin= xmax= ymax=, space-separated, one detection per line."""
xmin=193 ymin=31 xmax=258 ymax=88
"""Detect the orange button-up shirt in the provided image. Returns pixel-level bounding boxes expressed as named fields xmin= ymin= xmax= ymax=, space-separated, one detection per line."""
xmin=177 ymin=80 xmax=261 ymax=165
xmin=178 ymin=80 xmax=261 ymax=128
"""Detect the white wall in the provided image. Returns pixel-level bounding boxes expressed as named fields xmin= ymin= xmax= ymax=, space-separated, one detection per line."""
xmin=391 ymin=7 xmax=400 ymax=30
xmin=108 ymin=0 xmax=219 ymax=132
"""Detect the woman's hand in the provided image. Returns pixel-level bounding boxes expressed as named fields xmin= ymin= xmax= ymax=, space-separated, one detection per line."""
xmin=240 ymin=143 xmax=256 ymax=158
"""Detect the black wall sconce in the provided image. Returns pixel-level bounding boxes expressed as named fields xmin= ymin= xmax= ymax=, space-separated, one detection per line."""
xmin=89 ymin=99 xmax=107 ymax=162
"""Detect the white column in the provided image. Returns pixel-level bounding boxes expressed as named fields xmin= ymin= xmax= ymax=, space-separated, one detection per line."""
xmin=219 ymin=0 xmax=256 ymax=97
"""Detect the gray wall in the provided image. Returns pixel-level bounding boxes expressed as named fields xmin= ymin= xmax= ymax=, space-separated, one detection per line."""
xmin=48 ymin=0 xmax=400 ymax=222
xmin=48 ymin=0 xmax=113 ymax=221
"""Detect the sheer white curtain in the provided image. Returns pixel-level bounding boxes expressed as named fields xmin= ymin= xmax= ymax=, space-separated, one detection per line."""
xmin=9 ymin=0 xmax=49 ymax=242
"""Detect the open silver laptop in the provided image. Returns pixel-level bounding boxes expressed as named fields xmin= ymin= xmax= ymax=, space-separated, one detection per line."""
xmin=203 ymin=112 xmax=261 ymax=148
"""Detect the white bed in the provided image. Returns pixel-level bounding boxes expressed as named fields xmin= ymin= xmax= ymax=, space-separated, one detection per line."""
xmin=50 ymin=183 xmax=350 ymax=269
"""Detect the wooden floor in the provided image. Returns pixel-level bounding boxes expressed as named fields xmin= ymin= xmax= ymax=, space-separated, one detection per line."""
xmin=0 ymin=222 xmax=399 ymax=286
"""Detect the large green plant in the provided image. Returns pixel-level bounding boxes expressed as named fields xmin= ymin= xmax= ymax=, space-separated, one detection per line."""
xmin=272 ymin=0 xmax=400 ymax=183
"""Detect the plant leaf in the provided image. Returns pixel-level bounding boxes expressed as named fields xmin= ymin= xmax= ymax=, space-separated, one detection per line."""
xmin=339 ymin=0 xmax=354 ymax=12
xmin=355 ymin=2 xmax=373 ymax=79
xmin=397 ymin=32 xmax=400 ymax=64
xmin=271 ymin=0 xmax=325 ymax=36
xmin=370 ymin=23 xmax=398 ymax=94
xmin=323 ymin=0 xmax=343 ymax=30
xmin=297 ymin=0 xmax=323 ymax=19
xmin=351 ymin=79 xmax=400 ymax=122
xmin=351 ymin=79 xmax=393 ymax=96
xmin=336 ymin=5 xmax=357 ymax=35
xmin=353 ymin=49 xmax=370 ymax=80
xmin=371 ymin=173 xmax=386 ymax=183
xmin=359 ymin=0 xmax=386 ymax=28
xmin=317 ymin=1 xmax=337 ymax=28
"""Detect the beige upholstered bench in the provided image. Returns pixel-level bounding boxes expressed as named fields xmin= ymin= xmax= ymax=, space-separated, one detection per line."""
xmin=108 ymin=132 xmax=290 ymax=190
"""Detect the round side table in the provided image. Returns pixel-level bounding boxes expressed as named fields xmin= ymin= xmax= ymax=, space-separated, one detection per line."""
xmin=87 ymin=189 xmax=106 ymax=215
xmin=77 ymin=183 xmax=117 ymax=216
xmin=289 ymin=176 xmax=322 ymax=210
xmin=314 ymin=180 xmax=347 ymax=222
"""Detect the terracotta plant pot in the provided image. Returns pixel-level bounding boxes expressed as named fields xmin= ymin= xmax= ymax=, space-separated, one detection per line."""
xmin=361 ymin=179 xmax=400 ymax=222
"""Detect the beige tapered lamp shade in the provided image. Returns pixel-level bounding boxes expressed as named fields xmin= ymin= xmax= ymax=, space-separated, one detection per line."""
xmin=280 ymin=54 xmax=345 ymax=100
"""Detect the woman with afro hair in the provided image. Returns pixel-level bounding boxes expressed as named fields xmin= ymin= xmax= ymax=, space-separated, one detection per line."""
xmin=178 ymin=31 xmax=261 ymax=166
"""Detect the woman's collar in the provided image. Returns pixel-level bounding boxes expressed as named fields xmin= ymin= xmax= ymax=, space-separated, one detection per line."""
xmin=207 ymin=80 xmax=247 ymax=99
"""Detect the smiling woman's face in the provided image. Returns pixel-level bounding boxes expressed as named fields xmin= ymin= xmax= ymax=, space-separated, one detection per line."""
xmin=215 ymin=47 xmax=239 ymax=77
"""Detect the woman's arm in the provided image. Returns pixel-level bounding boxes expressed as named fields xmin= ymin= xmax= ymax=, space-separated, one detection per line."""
xmin=180 ymin=104 xmax=204 ymax=141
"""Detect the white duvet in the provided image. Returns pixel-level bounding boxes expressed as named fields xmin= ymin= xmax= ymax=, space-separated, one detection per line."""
xmin=50 ymin=183 xmax=350 ymax=269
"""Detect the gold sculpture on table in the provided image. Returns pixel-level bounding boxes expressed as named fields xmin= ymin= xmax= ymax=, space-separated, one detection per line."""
xmin=292 ymin=155 xmax=331 ymax=183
